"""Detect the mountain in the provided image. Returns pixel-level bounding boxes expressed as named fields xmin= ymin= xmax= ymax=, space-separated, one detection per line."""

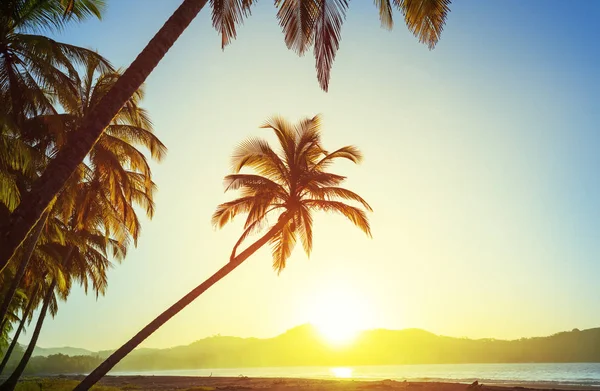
xmin=32 ymin=346 xmax=94 ymax=357
xmin=109 ymin=325 xmax=600 ymax=370
xmin=15 ymin=325 xmax=600 ymax=375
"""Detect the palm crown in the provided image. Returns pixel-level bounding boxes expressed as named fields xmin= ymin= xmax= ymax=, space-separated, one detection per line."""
xmin=213 ymin=114 xmax=372 ymax=272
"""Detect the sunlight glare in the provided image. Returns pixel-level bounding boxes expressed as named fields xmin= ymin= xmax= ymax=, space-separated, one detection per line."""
xmin=309 ymin=286 xmax=370 ymax=345
xmin=330 ymin=367 xmax=353 ymax=378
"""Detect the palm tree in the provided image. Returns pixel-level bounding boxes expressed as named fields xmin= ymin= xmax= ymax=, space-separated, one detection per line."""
xmin=0 ymin=0 xmax=108 ymax=120
xmin=0 ymin=121 xmax=35 ymax=214
xmin=0 ymin=222 xmax=117 ymax=391
xmin=0 ymin=0 xmax=109 ymax=271
xmin=0 ymin=53 xmax=164 ymax=305
xmin=0 ymin=274 xmax=60 ymax=391
xmin=74 ymin=114 xmax=372 ymax=390
xmin=0 ymin=56 xmax=162 ymax=325
xmin=0 ymin=285 xmax=38 ymax=376
xmin=0 ymin=209 xmax=49 ymax=330
xmin=0 ymin=0 xmax=450 ymax=274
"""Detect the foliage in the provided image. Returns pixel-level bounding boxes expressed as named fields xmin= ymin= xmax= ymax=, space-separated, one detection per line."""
xmin=213 ymin=0 xmax=451 ymax=90
xmin=0 ymin=2 xmax=164 ymax=388
xmin=20 ymin=354 xmax=103 ymax=376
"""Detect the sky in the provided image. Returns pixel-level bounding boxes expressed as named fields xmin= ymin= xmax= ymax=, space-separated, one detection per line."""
xmin=19 ymin=0 xmax=600 ymax=351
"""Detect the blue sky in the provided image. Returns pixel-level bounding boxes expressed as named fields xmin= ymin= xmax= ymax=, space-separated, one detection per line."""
xmin=22 ymin=0 xmax=600 ymax=351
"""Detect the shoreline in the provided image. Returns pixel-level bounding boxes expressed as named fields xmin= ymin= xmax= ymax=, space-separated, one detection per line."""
xmin=53 ymin=376 xmax=600 ymax=391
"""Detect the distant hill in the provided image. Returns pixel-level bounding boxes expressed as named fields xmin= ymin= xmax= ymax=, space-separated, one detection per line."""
xmin=32 ymin=346 xmax=94 ymax=357
xmin=110 ymin=325 xmax=600 ymax=371
xmin=14 ymin=325 xmax=600 ymax=374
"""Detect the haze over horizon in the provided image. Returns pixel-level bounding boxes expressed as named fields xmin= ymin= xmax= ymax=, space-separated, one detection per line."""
xmin=31 ymin=324 xmax=600 ymax=353
xmin=13 ymin=0 xmax=600 ymax=352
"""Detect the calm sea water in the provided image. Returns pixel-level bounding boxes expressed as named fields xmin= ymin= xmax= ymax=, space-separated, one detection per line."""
xmin=112 ymin=363 xmax=600 ymax=387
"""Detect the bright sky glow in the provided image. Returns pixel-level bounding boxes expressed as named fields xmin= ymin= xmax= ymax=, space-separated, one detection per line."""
xmin=20 ymin=1 xmax=600 ymax=351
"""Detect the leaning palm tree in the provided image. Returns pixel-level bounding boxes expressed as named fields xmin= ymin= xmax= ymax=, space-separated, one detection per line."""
xmin=74 ymin=114 xmax=372 ymax=390
xmin=0 ymin=0 xmax=450 ymax=274
xmin=0 ymin=285 xmax=39 ymax=376
xmin=0 ymin=0 xmax=109 ymax=271
xmin=0 ymin=217 xmax=118 ymax=391
xmin=0 ymin=55 xmax=164 ymax=323
xmin=0 ymin=261 xmax=69 ymax=391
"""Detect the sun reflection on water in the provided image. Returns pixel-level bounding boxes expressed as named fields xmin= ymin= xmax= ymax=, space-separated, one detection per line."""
xmin=330 ymin=367 xmax=353 ymax=378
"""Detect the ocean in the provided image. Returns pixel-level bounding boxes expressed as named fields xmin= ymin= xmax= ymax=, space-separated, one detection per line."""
xmin=111 ymin=363 xmax=600 ymax=387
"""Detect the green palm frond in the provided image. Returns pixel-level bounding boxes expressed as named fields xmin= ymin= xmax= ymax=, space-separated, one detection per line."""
xmin=106 ymin=124 xmax=167 ymax=161
xmin=7 ymin=0 xmax=104 ymax=33
xmin=60 ymin=0 xmax=105 ymax=20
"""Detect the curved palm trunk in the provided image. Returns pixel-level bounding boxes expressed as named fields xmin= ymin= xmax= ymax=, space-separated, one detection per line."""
xmin=73 ymin=217 xmax=290 ymax=391
xmin=0 ymin=279 xmax=55 ymax=391
xmin=0 ymin=211 xmax=48 ymax=328
xmin=0 ymin=287 xmax=38 ymax=376
xmin=0 ymin=0 xmax=209 ymax=274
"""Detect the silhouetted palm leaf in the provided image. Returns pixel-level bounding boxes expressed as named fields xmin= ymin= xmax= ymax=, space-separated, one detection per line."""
xmin=276 ymin=0 xmax=318 ymax=55
xmin=313 ymin=0 xmax=348 ymax=91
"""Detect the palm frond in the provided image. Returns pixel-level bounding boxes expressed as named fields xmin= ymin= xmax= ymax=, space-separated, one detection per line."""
xmin=313 ymin=145 xmax=362 ymax=170
xmin=305 ymin=199 xmax=372 ymax=237
xmin=60 ymin=0 xmax=105 ymax=21
xmin=231 ymin=137 xmax=288 ymax=183
xmin=306 ymin=186 xmax=373 ymax=211
xmin=395 ymin=0 xmax=451 ymax=49
xmin=224 ymin=174 xmax=287 ymax=197
xmin=106 ymin=124 xmax=167 ymax=162
xmin=269 ymin=219 xmax=296 ymax=274
xmin=313 ymin=0 xmax=348 ymax=91
xmin=275 ymin=0 xmax=318 ymax=55
xmin=210 ymin=0 xmax=254 ymax=49
xmin=260 ymin=116 xmax=297 ymax=168
xmin=296 ymin=205 xmax=313 ymax=256
xmin=374 ymin=0 xmax=394 ymax=29
xmin=212 ymin=196 xmax=257 ymax=228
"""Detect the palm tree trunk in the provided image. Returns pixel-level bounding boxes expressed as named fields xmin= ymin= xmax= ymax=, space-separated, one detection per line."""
xmin=0 ymin=279 xmax=55 ymax=391
xmin=0 ymin=211 xmax=48 ymax=329
xmin=73 ymin=216 xmax=290 ymax=391
xmin=0 ymin=287 xmax=38 ymax=376
xmin=0 ymin=0 xmax=209 ymax=275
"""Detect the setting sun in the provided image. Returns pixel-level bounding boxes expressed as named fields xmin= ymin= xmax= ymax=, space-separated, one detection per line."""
xmin=309 ymin=287 xmax=371 ymax=345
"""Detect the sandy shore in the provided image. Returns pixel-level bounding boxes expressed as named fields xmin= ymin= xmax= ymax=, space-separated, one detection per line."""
xmin=59 ymin=376 xmax=600 ymax=391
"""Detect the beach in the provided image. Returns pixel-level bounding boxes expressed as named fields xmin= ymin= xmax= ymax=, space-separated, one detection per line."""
xmin=56 ymin=377 xmax=600 ymax=391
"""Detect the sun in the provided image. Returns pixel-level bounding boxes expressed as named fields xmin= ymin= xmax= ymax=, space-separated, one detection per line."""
xmin=309 ymin=288 xmax=369 ymax=346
